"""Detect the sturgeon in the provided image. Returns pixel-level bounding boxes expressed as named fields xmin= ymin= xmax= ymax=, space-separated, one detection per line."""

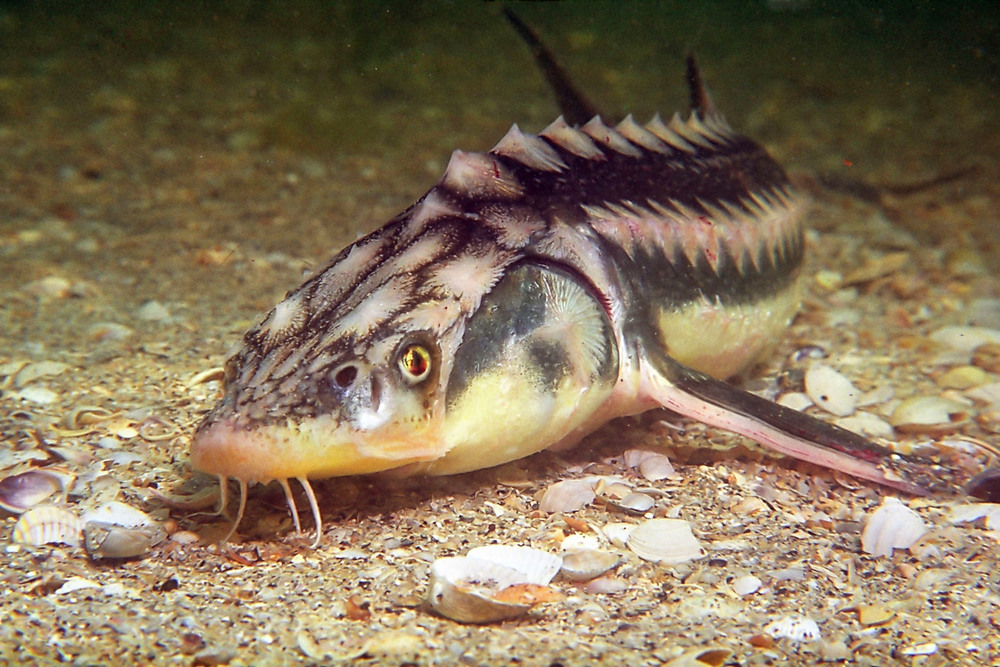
xmin=191 ymin=18 xmax=925 ymax=543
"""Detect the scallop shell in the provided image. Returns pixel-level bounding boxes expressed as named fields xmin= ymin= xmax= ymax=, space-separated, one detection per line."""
xmin=426 ymin=546 xmax=563 ymax=624
xmin=0 ymin=468 xmax=74 ymax=514
xmin=12 ymin=505 xmax=84 ymax=546
xmin=861 ymin=497 xmax=927 ymax=557
xmin=465 ymin=545 xmax=562 ymax=584
xmin=626 ymin=518 xmax=705 ymax=564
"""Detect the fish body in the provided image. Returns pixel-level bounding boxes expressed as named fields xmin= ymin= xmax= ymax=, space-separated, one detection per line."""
xmin=192 ymin=50 xmax=923 ymax=540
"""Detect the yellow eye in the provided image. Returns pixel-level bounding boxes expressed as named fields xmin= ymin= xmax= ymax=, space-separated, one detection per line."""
xmin=398 ymin=343 xmax=432 ymax=384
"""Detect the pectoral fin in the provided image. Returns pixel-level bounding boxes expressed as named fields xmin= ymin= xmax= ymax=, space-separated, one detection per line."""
xmin=642 ymin=344 xmax=928 ymax=496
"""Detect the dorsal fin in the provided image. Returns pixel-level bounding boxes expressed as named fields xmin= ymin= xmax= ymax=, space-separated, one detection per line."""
xmin=685 ymin=52 xmax=717 ymax=118
xmin=503 ymin=8 xmax=600 ymax=126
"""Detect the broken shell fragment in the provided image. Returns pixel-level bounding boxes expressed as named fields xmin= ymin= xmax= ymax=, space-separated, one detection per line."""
xmin=559 ymin=550 xmax=620 ymax=582
xmin=84 ymin=522 xmax=167 ymax=559
xmin=12 ymin=505 xmax=84 ymax=547
xmin=763 ymin=616 xmax=822 ymax=642
xmin=0 ymin=468 xmax=74 ymax=514
xmin=626 ymin=518 xmax=705 ymax=564
xmin=426 ymin=546 xmax=563 ymax=624
xmin=861 ymin=497 xmax=927 ymax=557
xmin=81 ymin=501 xmax=166 ymax=559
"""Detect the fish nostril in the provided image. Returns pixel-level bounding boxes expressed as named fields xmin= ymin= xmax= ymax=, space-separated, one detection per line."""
xmin=333 ymin=365 xmax=358 ymax=389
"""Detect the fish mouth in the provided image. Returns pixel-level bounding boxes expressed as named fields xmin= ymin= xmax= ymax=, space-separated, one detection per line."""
xmin=190 ymin=413 xmax=449 ymax=545
xmin=190 ymin=413 xmax=448 ymax=484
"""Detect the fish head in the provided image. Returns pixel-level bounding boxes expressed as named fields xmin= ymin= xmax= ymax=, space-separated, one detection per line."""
xmin=191 ymin=203 xmax=621 ymax=487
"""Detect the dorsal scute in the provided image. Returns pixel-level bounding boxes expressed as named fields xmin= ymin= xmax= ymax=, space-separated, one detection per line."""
xmin=539 ymin=115 xmax=605 ymax=159
xmin=668 ymin=112 xmax=716 ymax=149
xmin=441 ymin=149 xmax=525 ymax=199
xmin=645 ymin=113 xmax=696 ymax=153
xmin=581 ymin=116 xmax=643 ymax=158
xmin=615 ymin=115 xmax=669 ymax=154
xmin=491 ymin=124 xmax=568 ymax=172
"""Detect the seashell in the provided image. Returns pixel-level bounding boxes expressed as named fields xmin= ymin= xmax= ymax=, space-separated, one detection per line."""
xmin=537 ymin=478 xmax=596 ymax=513
xmin=0 ymin=468 xmax=74 ymax=514
xmin=580 ymin=575 xmax=628 ymax=595
xmin=83 ymin=522 xmax=166 ymax=560
xmin=600 ymin=522 xmax=636 ymax=548
xmin=731 ymin=574 xmax=762 ymax=596
xmin=763 ymin=616 xmax=821 ymax=642
xmin=889 ymin=396 xmax=969 ymax=434
xmin=12 ymin=505 xmax=84 ymax=546
xmin=80 ymin=501 xmax=165 ymax=559
xmin=427 ymin=546 xmax=563 ymax=624
xmin=81 ymin=501 xmax=157 ymax=528
xmin=622 ymin=449 xmax=675 ymax=481
xmin=964 ymin=469 xmax=1000 ymax=503
xmin=13 ymin=361 xmax=71 ymax=388
xmin=861 ymin=497 xmax=927 ymax=557
xmin=663 ymin=648 xmax=731 ymax=667
xmin=626 ymin=518 xmax=705 ymax=564
xmin=929 ymin=325 xmax=1000 ymax=352
xmin=465 ymin=545 xmax=563 ymax=584
xmin=776 ymin=392 xmax=812 ymax=412
xmin=615 ymin=492 xmax=655 ymax=515
xmin=638 ymin=455 xmax=675 ymax=481
xmin=937 ymin=365 xmax=989 ymax=390
xmin=559 ymin=549 xmax=619 ymax=581
xmin=804 ymin=364 xmax=858 ymax=417
xmin=833 ymin=412 xmax=894 ymax=439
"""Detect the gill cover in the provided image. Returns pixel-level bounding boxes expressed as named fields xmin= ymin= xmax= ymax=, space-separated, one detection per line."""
xmin=420 ymin=262 xmax=619 ymax=475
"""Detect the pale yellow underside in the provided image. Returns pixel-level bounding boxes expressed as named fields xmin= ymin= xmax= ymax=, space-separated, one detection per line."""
xmin=657 ymin=279 xmax=801 ymax=380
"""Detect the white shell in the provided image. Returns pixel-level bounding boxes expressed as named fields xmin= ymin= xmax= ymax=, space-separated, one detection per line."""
xmin=426 ymin=546 xmax=562 ymax=624
xmin=861 ymin=497 xmax=928 ymax=557
xmin=622 ymin=449 xmax=676 ymax=481
xmin=81 ymin=501 xmax=165 ymax=559
xmin=731 ymin=574 xmax=763 ymax=596
xmin=626 ymin=518 xmax=705 ymax=564
xmin=537 ymin=478 xmax=596 ymax=513
xmin=764 ymin=616 xmax=822 ymax=642
xmin=559 ymin=550 xmax=620 ymax=581
xmin=466 ymin=545 xmax=562 ymax=584
xmin=600 ymin=522 xmax=636 ymax=548
xmin=948 ymin=503 xmax=1000 ymax=529
xmin=889 ymin=396 xmax=968 ymax=432
xmin=929 ymin=325 xmax=1000 ymax=352
xmin=12 ymin=505 xmax=84 ymax=547
xmin=81 ymin=501 xmax=157 ymax=528
xmin=804 ymin=364 xmax=858 ymax=417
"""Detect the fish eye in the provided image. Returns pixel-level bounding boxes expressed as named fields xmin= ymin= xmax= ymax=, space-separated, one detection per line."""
xmin=397 ymin=343 xmax=432 ymax=385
